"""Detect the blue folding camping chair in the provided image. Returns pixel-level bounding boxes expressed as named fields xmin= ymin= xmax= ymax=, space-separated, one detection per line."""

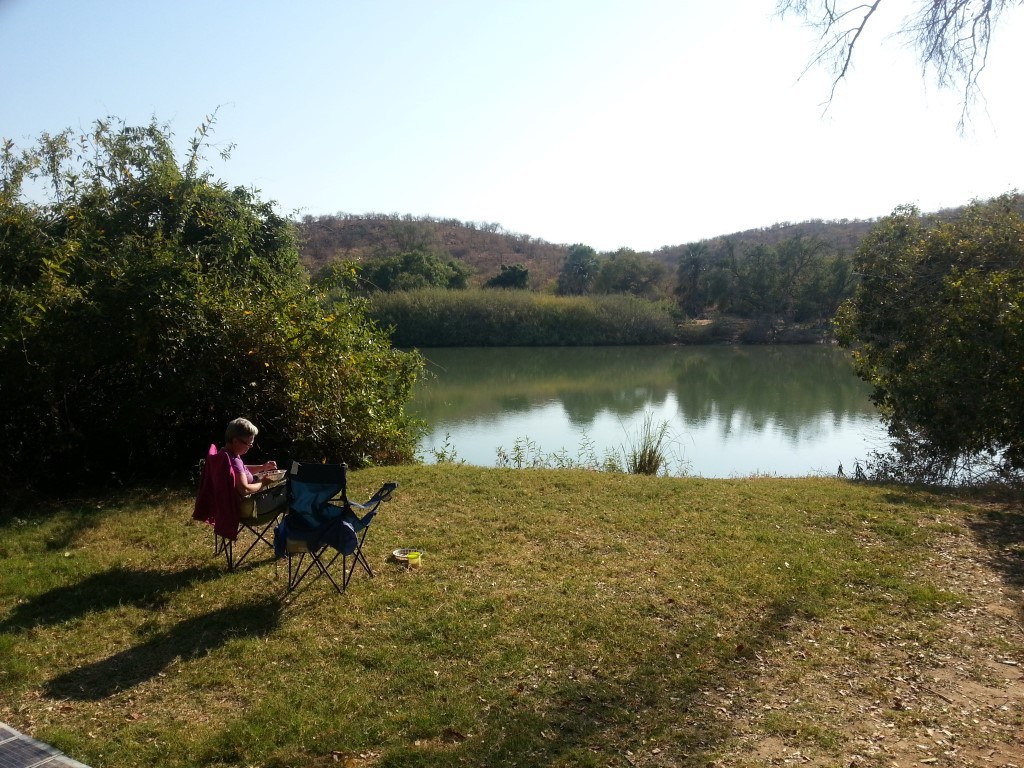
xmin=275 ymin=461 xmax=397 ymax=594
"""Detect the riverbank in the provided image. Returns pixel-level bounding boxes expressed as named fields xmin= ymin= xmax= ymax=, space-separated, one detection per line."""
xmin=1 ymin=466 xmax=1020 ymax=766
xmin=675 ymin=316 xmax=832 ymax=344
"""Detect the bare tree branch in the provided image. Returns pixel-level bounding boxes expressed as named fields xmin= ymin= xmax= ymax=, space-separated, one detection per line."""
xmin=904 ymin=0 xmax=1006 ymax=127
xmin=778 ymin=0 xmax=1021 ymax=127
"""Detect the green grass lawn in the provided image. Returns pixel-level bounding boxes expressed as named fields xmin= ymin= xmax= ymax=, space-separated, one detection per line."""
xmin=1 ymin=466 xmax=1020 ymax=767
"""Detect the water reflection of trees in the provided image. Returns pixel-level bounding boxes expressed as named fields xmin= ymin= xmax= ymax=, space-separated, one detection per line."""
xmin=413 ymin=346 xmax=877 ymax=436
xmin=669 ymin=347 xmax=877 ymax=434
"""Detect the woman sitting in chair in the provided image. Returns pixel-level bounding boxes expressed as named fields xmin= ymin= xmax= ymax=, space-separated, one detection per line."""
xmin=223 ymin=417 xmax=278 ymax=495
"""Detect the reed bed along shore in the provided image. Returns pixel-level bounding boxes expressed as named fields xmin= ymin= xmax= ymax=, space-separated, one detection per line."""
xmin=368 ymin=289 xmax=677 ymax=347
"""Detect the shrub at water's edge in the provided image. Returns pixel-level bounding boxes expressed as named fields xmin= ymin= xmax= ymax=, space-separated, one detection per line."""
xmin=0 ymin=117 xmax=423 ymax=487
xmin=624 ymin=412 xmax=672 ymax=475
xmin=367 ymin=288 xmax=677 ymax=346
xmin=490 ymin=414 xmax=684 ymax=476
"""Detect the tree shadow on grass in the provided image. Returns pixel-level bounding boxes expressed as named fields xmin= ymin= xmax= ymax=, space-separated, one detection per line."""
xmin=968 ymin=504 xmax=1024 ymax=590
xmin=0 ymin=505 xmax=105 ymax=554
xmin=0 ymin=565 xmax=223 ymax=633
xmin=369 ymin=601 xmax=805 ymax=768
xmin=43 ymin=597 xmax=280 ymax=701
xmin=878 ymin=486 xmax=1022 ymax=601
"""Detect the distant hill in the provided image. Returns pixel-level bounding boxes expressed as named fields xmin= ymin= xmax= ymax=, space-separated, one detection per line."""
xmin=651 ymin=218 xmax=879 ymax=266
xmin=296 ymin=213 xmax=571 ymax=288
xmin=294 ymin=202 xmax=992 ymax=288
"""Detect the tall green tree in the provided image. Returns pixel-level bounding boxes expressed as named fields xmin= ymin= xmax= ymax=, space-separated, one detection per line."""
xmin=1 ymin=117 xmax=422 ymax=486
xmin=677 ymin=235 xmax=848 ymax=322
xmin=593 ymin=248 xmax=669 ymax=300
xmin=556 ymin=244 xmax=599 ymax=296
xmin=835 ymin=195 xmax=1024 ymax=482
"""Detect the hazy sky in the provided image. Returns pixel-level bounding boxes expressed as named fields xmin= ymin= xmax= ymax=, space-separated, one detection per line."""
xmin=2 ymin=0 xmax=1022 ymax=251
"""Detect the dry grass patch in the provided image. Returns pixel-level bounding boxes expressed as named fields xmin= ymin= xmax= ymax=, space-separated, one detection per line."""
xmin=1 ymin=468 xmax=1020 ymax=767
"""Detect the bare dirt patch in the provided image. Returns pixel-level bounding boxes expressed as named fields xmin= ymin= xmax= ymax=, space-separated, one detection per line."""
xmin=705 ymin=504 xmax=1024 ymax=767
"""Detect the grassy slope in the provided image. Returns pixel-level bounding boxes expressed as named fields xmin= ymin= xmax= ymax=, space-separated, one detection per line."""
xmin=1 ymin=466 xmax=1021 ymax=767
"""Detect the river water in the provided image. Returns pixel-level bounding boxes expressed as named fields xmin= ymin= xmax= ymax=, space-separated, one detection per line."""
xmin=409 ymin=345 xmax=889 ymax=477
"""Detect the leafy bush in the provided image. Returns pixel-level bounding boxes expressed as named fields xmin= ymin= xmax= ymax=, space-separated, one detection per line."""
xmin=836 ymin=195 xmax=1024 ymax=484
xmin=353 ymin=249 xmax=471 ymax=291
xmin=483 ymin=263 xmax=529 ymax=289
xmin=593 ymin=248 xmax=671 ymax=301
xmin=0 ymin=117 xmax=422 ymax=487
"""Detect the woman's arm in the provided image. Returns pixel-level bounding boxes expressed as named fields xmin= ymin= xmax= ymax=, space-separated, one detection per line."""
xmin=229 ymin=455 xmax=265 ymax=495
xmin=235 ymin=470 xmax=264 ymax=496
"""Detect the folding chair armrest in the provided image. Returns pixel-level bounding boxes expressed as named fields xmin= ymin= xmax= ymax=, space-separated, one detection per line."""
xmin=355 ymin=481 xmax=398 ymax=508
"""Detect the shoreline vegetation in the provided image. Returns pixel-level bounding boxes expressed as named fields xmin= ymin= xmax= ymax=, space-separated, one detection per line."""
xmin=8 ymin=115 xmax=1018 ymax=490
xmin=366 ymin=289 xmax=833 ymax=347
xmin=1 ymin=467 xmax=1020 ymax=767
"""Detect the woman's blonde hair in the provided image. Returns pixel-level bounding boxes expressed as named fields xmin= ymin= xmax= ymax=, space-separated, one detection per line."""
xmin=225 ymin=417 xmax=258 ymax=443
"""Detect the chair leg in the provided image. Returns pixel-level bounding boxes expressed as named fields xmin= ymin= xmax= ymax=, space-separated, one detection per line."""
xmin=214 ymin=533 xmax=235 ymax=570
xmin=287 ymin=552 xmax=308 ymax=591
xmin=231 ymin=536 xmax=260 ymax=570
xmin=316 ymin=549 xmax=344 ymax=594
xmin=231 ymin=514 xmax=281 ymax=570
xmin=287 ymin=552 xmax=319 ymax=592
xmin=341 ymin=528 xmax=375 ymax=590
xmin=283 ymin=515 xmax=380 ymax=594
xmin=287 ymin=548 xmax=344 ymax=594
